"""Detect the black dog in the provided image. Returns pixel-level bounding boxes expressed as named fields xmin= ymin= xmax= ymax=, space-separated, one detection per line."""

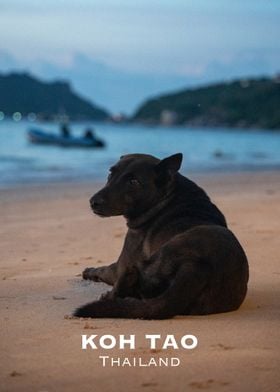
xmin=74 ymin=153 xmax=249 ymax=319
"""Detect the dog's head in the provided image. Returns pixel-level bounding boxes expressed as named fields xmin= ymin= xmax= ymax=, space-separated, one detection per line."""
xmin=90 ymin=153 xmax=183 ymax=218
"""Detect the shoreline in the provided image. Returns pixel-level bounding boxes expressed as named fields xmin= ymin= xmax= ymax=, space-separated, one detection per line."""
xmin=1 ymin=166 xmax=279 ymax=193
xmin=1 ymin=170 xmax=280 ymax=391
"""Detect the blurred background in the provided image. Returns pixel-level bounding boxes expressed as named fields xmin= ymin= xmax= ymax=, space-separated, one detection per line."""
xmin=0 ymin=0 xmax=279 ymax=186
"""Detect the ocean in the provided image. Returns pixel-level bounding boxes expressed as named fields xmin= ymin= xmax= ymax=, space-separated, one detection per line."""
xmin=0 ymin=120 xmax=280 ymax=188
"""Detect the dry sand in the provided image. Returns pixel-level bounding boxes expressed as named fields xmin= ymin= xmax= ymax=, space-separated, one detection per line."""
xmin=0 ymin=171 xmax=279 ymax=392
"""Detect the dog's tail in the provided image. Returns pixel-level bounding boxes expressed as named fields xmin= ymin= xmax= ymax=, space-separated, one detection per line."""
xmin=73 ymin=296 xmax=176 ymax=320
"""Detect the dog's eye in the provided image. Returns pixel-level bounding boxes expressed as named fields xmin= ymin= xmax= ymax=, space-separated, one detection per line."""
xmin=107 ymin=172 xmax=113 ymax=181
xmin=129 ymin=178 xmax=140 ymax=186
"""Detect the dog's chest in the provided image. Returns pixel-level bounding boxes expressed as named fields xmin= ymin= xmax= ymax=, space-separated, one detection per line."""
xmin=142 ymin=236 xmax=152 ymax=259
xmin=125 ymin=229 xmax=154 ymax=260
xmin=142 ymin=229 xmax=165 ymax=259
xmin=126 ymin=227 xmax=167 ymax=261
xmin=124 ymin=230 xmax=146 ymax=261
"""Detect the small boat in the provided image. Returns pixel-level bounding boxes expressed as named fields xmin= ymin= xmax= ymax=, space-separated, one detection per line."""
xmin=27 ymin=128 xmax=105 ymax=148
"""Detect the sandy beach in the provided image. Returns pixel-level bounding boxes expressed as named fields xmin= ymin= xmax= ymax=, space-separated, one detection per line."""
xmin=0 ymin=171 xmax=279 ymax=392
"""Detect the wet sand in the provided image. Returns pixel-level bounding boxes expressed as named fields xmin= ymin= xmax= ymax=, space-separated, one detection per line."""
xmin=0 ymin=171 xmax=280 ymax=392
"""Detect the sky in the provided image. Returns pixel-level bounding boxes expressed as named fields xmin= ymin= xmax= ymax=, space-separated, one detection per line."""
xmin=0 ymin=0 xmax=279 ymax=112
xmin=1 ymin=0 xmax=279 ymax=74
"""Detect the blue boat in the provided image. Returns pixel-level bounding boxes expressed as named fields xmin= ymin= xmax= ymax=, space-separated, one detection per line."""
xmin=27 ymin=128 xmax=105 ymax=148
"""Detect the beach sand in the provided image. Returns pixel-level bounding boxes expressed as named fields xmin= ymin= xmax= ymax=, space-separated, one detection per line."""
xmin=0 ymin=171 xmax=279 ymax=392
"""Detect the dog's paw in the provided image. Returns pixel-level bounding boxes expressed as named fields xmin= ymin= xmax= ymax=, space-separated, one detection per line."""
xmin=82 ymin=267 xmax=101 ymax=281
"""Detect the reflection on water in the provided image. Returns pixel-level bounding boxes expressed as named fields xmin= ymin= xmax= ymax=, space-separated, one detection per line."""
xmin=0 ymin=120 xmax=280 ymax=187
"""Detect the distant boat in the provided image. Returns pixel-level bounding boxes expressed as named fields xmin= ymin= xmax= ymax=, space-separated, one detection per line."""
xmin=27 ymin=128 xmax=106 ymax=148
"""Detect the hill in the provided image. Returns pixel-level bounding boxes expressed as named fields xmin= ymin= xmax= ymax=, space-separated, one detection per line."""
xmin=0 ymin=72 xmax=109 ymax=121
xmin=132 ymin=76 xmax=280 ymax=129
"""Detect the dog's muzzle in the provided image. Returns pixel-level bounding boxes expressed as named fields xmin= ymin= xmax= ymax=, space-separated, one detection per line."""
xmin=90 ymin=194 xmax=106 ymax=215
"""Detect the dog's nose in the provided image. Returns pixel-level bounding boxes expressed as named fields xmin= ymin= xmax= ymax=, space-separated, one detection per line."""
xmin=90 ymin=195 xmax=104 ymax=209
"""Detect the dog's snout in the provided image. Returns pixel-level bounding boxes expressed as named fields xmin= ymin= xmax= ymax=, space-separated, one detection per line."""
xmin=90 ymin=195 xmax=105 ymax=209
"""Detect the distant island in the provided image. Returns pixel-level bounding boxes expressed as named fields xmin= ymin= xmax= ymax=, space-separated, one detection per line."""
xmin=1 ymin=72 xmax=280 ymax=129
xmin=132 ymin=76 xmax=280 ymax=130
xmin=0 ymin=72 xmax=109 ymax=121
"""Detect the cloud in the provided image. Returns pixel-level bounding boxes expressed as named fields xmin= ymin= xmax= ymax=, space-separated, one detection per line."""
xmin=0 ymin=0 xmax=279 ymax=75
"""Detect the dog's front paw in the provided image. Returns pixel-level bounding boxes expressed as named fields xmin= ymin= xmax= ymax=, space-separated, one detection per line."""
xmin=82 ymin=267 xmax=101 ymax=281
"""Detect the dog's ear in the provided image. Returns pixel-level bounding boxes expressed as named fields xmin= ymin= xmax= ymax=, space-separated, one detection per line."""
xmin=156 ymin=153 xmax=183 ymax=176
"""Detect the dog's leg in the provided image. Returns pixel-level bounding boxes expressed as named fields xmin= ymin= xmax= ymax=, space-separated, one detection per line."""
xmin=74 ymin=259 xmax=210 ymax=319
xmin=106 ymin=265 xmax=140 ymax=299
xmin=82 ymin=262 xmax=118 ymax=285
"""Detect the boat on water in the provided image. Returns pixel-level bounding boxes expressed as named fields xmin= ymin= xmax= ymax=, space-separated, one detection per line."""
xmin=27 ymin=128 xmax=106 ymax=148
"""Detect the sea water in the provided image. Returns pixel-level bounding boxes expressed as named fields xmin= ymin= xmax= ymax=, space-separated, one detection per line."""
xmin=0 ymin=120 xmax=279 ymax=188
